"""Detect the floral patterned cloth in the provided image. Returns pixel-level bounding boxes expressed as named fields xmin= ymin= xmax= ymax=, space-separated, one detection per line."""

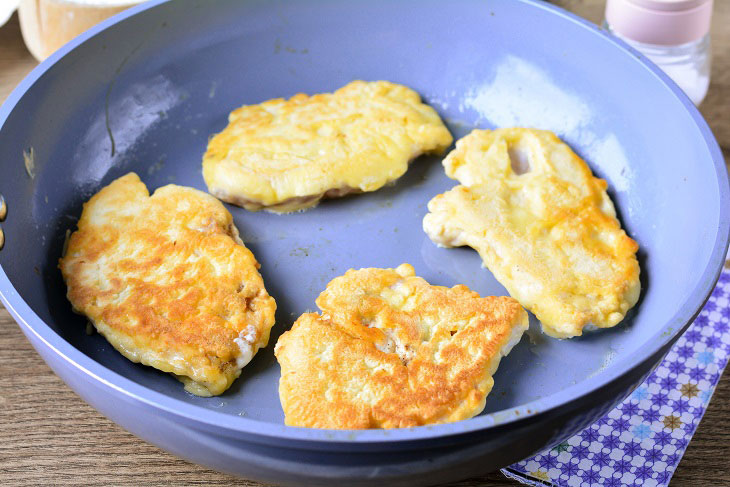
xmin=502 ymin=261 xmax=730 ymax=486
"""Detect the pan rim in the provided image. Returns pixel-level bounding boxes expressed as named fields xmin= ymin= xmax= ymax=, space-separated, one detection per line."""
xmin=1 ymin=0 xmax=728 ymax=445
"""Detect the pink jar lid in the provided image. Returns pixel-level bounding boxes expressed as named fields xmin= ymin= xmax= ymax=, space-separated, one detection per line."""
xmin=605 ymin=0 xmax=713 ymax=45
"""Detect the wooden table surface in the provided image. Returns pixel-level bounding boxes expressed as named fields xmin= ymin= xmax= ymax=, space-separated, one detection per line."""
xmin=1 ymin=2 xmax=728 ymax=486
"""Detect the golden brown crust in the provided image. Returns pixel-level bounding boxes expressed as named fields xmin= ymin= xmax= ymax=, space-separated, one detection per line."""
xmin=274 ymin=264 xmax=528 ymax=429
xmin=423 ymin=128 xmax=641 ymax=338
xmin=202 ymin=80 xmax=453 ymax=212
xmin=59 ymin=173 xmax=276 ymax=396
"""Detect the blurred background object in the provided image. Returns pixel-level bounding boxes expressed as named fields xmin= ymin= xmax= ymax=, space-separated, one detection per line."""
xmin=0 ymin=0 xmax=18 ymax=27
xmin=17 ymin=0 xmax=144 ymax=61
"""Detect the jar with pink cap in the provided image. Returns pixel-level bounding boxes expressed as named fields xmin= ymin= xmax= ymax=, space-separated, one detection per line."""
xmin=604 ymin=0 xmax=713 ymax=105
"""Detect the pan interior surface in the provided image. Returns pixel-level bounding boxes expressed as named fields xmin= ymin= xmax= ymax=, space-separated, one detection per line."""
xmin=0 ymin=0 xmax=725 ymax=435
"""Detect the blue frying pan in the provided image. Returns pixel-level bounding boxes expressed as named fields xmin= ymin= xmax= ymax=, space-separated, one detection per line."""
xmin=0 ymin=0 xmax=727 ymax=485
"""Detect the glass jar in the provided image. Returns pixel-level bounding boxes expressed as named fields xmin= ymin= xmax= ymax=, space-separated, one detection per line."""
xmin=604 ymin=0 xmax=713 ymax=106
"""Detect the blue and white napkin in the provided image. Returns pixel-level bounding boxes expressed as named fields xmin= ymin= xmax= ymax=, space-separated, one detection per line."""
xmin=503 ymin=258 xmax=730 ymax=487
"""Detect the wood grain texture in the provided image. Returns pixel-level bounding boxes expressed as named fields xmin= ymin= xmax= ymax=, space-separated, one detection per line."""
xmin=1 ymin=2 xmax=729 ymax=485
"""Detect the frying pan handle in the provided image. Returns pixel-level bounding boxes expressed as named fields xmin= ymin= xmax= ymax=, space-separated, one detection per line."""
xmin=0 ymin=193 xmax=6 ymax=250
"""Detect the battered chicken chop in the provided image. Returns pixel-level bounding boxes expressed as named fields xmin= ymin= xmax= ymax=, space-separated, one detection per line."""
xmin=60 ymin=173 xmax=276 ymax=396
xmin=275 ymin=264 xmax=528 ymax=429
xmin=203 ymin=80 xmax=453 ymax=213
xmin=423 ymin=128 xmax=640 ymax=339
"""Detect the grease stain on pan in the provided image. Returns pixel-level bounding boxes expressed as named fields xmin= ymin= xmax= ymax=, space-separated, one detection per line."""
xmin=285 ymin=46 xmax=308 ymax=54
xmin=146 ymin=156 xmax=166 ymax=175
xmin=462 ymin=56 xmax=591 ymax=134
xmin=587 ymin=348 xmax=618 ymax=378
xmin=104 ymin=43 xmax=143 ymax=158
xmin=290 ymin=247 xmax=311 ymax=257
xmin=77 ymin=74 xmax=184 ymax=185
xmin=23 ymin=147 xmax=35 ymax=179
xmin=273 ymin=38 xmax=309 ymax=55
